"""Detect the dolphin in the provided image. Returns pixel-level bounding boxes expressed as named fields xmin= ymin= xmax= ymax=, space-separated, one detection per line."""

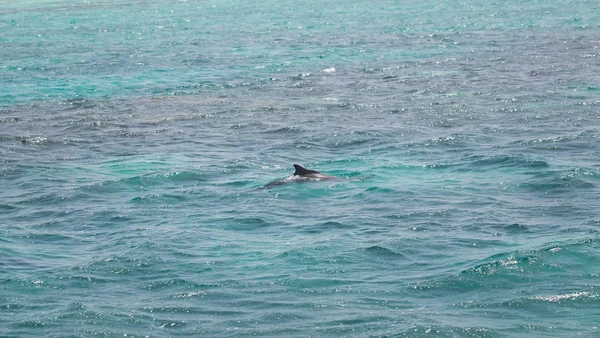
xmin=292 ymin=164 xmax=340 ymax=180
xmin=261 ymin=164 xmax=341 ymax=188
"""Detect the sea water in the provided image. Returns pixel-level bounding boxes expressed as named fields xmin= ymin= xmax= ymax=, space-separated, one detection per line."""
xmin=1 ymin=0 xmax=600 ymax=336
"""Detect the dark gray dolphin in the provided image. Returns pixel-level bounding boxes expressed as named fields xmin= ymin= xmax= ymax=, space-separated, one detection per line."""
xmin=292 ymin=164 xmax=340 ymax=180
xmin=261 ymin=164 xmax=341 ymax=188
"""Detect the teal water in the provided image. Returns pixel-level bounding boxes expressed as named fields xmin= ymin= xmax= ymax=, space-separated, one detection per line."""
xmin=1 ymin=0 xmax=600 ymax=336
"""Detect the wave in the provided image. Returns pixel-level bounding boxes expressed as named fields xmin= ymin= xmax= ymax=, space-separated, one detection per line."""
xmin=19 ymin=136 xmax=51 ymax=145
xmin=229 ymin=121 xmax=267 ymax=130
xmin=361 ymin=245 xmax=405 ymax=258
xmin=441 ymin=154 xmax=550 ymax=173
xmin=413 ymin=238 xmax=598 ymax=292
xmin=370 ymin=153 xmax=552 ymax=175
xmin=222 ymin=217 xmax=272 ymax=231
xmin=130 ymin=193 xmax=189 ymax=204
xmin=519 ymin=168 xmax=597 ymax=192
xmin=263 ymin=126 xmax=308 ymax=134
xmin=140 ymin=113 xmax=215 ymax=125
xmin=503 ymin=223 xmax=532 ymax=233
xmin=468 ymin=154 xmax=549 ymax=169
xmin=289 ymin=130 xmax=381 ymax=150
xmin=0 ymin=116 xmax=21 ymax=123
xmin=297 ymin=221 xmax=354 ymax=234
xmin=510 ymin=130 xmax=599 ymax=148
xmin=80 ymin=171 xmax=207 ymax=193
xmin=392 ymin=134 xmax=469 ymax=150
xmin=529 ymin=291 xmax=599 ymax=303
xmin=393 ymin=325 xmax=499 ymax=337
xmin=0 ymin=203 xmax=17 ymax=211
xmin=14 ymin=192 xmax=65 ymax=206
xmin=454 ymin=290 xmax=600 ymax=317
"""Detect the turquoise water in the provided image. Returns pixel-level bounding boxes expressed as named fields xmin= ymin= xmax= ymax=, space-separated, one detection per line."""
xmin=1 ymin=0 xmax=600 ymax=336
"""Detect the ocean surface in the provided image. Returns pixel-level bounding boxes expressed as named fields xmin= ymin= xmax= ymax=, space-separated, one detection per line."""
xmin=1 ymin=0 xmax=600 ymax=336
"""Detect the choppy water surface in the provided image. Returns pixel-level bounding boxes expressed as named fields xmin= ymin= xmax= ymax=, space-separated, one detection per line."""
xmin=1 ymin=0 xmax=600 ymax=336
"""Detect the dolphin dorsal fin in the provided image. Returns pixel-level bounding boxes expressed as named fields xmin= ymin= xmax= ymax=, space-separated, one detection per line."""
xmin=293 ymin=164 xmax=320 ymax=176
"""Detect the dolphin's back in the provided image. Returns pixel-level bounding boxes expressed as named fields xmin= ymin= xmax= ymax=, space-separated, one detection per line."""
xmin=293 ymin=164 xmax=320 ymax=176
xmin=261 ymin=164 xmax=341 ymax=189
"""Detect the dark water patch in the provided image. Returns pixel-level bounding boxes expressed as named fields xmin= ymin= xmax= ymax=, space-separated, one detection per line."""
xmin=401 ymin=134 xmax=469 ymax=149
xmin=230 ymin=121 xmax=267 ymax=130
xmin=519 ymin=168 xmax=596 ymax=193
xmin=451 ymin=154 xmax=550 ymax=172
xmin=395 ymin=325 xmax=499 ymax=337
xmin=510 ymin=130 xmax=600 ymax=150
xmin=559 ymin=226 xmax=598 ymax=235
xmin=81 ymin=171 xmax=206 ymax=194
xmin=107 ymin=215 xmax=135 ymax=223
xmin=0 ymin=236 xmax=15 ymax=245
xmin=78 ymin=254 xmax=165 ymax=275
xmin=140 ymin=113 xmax=215 ymax=125
xmin=364 ymin=186 xmax=395 ymax=193
xmin=18 ymin=231 xmax=83 ymax=244
xmin=319 ymin=221 xmax=352 ymax=229
xmin=376 ymin=162 xmax=450 ymax=175
xmin=9 ymin=319 xmax=63 ymax=332
xmin=275 ymin=249 xmax=320 ymax=265
xmin=503 ymin=223 xmax=531 ymax=233
xmin=61 ymin=98 xmax=97 ymax=110
xmin=139 ymin=305 xmax=208 ymax=318
xmin=290 ymin=277 xmax=355 ymax=289
xmin=382 ymin=74 xmax=399 ymax=82
xmin=221 ymin=179 xmax=255 ymax=188
xmin=383 ymin=209 xmax=459 ymax=225
xmin=530 ymin=238 xmax=596 ymax=254
xmin=54 ymin=275 xmax=117 ymax=288
xmin=0 ymin=203 xmax=18 ymax=213
xmin=14 ymin=193 xmax=66 ymax=207
xmin=19 ymin=136 xmax=54 ymax=146
xmin=0 ymin=255 xmax=47 ymax=271
xmin=222 ymin=217 xmax=272 ymax=231
xmin=118 ymin=128 xmax=169 ymax=139
xmin=144 ymin=278 xmax=194 ymax=291
xmin=263 ymin=126 xmax=308 ymax=134
xmin=82 ymin=176 xmax=146 ymax=193
xmin=292 ymin=131 xmax=380 ymax=150
xmin=223 ymin=158 xmax=266 ymax=172
xmin=471 ymin=155 xmax=549 ymax=169
xmin=361 ymin=245 xmax=405 ymax=258
xmin=0 ymin=116 xmax=21 ymax=124
xmin=415 ymin=238 xmax=599 ymax=295
xmin=130 ymin=193 xmax=188 ymax=204
xmin=298 ymin=221 xmax=353 ymax=234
